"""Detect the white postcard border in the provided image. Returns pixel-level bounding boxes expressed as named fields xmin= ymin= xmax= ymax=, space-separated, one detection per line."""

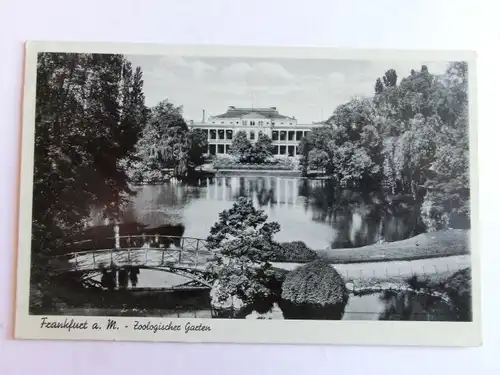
xmin=14 ymin=41 xmax=482 ymax=347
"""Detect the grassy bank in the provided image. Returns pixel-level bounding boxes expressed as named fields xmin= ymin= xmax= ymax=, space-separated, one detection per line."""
xmin=317 ymin=229 xmax=470 ymax=264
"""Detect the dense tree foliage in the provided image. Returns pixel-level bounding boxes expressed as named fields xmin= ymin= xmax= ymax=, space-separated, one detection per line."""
xmin=229 ymin=131 xmax=253 ymax=162
xmin=127 ymin=99 xmax=207 ymax=182
xmin=253 ymin=133 xmax=274 ymax=163
xmin=31 ymin=53 xmax=148 ymax=310
xmin=228 ymin=131 xmax=274 ymax=164
xmin=300 ymin=62 xmax=470 ymax=231
xmin=299 ymin=98 xmax=382 ymax=188
xmin=33 ymin=53 xmax=148 ymax=253
xmin=205 ymin=198 xmax=281 ymax=305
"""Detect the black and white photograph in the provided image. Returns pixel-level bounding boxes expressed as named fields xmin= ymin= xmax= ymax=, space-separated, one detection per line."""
xmin=15 ymin=42 xmax=480 ymax=346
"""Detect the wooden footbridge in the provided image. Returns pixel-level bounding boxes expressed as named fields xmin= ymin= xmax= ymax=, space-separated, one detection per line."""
xmin=49 ymin=232 xmax=216 ymax=288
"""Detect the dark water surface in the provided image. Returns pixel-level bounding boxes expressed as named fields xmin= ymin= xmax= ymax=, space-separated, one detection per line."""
xmin=125 ymin=176 xmax=421 ymax=251
xmin=57 ymin=290 xmax=459 ymax=321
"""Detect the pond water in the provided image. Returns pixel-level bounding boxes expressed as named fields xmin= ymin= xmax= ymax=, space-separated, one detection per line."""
xmin=343 ymin=290 xmax=458 ymax=321
xmin=80 ymin=175 xmax=449 ymax=320
xmin=58 ymin=290 xmax=460 ymax=321
xmin=114 ymin=175 xmax=422 ymax=289
xmin=124 ymin=175 xmax=421 ymax=251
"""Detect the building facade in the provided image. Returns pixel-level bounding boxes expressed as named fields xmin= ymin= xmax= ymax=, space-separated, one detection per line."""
xmin=188 ymin=106 xmax=320 ymax=157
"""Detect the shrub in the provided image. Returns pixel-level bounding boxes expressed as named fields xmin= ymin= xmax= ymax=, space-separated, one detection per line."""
xmin=269 ymin=241 xmax=318 ymax=262
xmin=280 ymin=260 xmax=349 ymax=320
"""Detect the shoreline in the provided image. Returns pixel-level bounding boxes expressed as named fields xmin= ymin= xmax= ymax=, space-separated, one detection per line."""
xmin=209 ymin=168 xmax=302 ymax=176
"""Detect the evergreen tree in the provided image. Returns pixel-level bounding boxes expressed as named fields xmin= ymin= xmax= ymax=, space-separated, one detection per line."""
xmin=252 ymin=133 xmax=274 ymax=163
xmin=229 ymin=131 xmax=253 ymax=162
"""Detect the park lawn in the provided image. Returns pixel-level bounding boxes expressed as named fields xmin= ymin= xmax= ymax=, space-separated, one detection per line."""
xmin=316 ymin=229 xmax=470 ymax=264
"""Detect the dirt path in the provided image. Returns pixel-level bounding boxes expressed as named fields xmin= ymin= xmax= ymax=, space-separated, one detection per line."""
xmin=273 ymin=254 xmax=471 ymax=280
xmin=316 ymin=229 xmax=470 ymax=263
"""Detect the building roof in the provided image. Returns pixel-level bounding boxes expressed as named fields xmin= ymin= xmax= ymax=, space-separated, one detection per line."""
xmin=211 ymin=106 xmax=292 ymax=120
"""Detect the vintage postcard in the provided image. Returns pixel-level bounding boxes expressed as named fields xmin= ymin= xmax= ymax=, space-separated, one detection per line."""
xmin=14 ymin=41 xmax=481 ymax=346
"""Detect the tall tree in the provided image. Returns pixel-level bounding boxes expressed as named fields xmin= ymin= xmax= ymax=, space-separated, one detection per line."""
xmin=252 ymin=133 xmax=274 ymax=163
xmin=229 ymin=131 xmax=253 ymax=162
xmin=32 ymin=52 xmax=147 ymax=253
xmin=31 ymin=53 xmax=148 ymax=310
xmin=133 ymin=99 xmax=189 ymax=176
xmin=185 ymin=128 xmax=208 ymax=170
xmin=421 ymin=62 xmax=470 ymax=230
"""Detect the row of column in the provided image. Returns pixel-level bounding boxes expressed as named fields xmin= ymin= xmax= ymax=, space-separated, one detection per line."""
xmin=201 ymin=129 xmax=311 ymax=142
xmin=208 ymin=144 xmax=298 ymax=156
xmin=271 ymin=130 xmax=309 ymax=142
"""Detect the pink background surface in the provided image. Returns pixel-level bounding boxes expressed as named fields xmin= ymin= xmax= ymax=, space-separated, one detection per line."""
xmin=0 ymin=1 xmax=498 ymax=374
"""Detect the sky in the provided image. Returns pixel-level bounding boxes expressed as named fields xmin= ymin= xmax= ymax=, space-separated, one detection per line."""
xmin=126 ymin=54 xmax=451 ymax=124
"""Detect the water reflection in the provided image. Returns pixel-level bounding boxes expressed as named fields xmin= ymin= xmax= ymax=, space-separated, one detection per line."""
xmin=57 ymin=290 xmax=459 ymax=322
xmin=125 ymin=176 xmax=422 ymax=250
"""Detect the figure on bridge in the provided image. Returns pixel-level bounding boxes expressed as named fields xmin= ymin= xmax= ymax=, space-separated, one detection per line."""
xmin=101 ymin=266 xmax=118 ymax=290
xmin=118 ymin=268 xmax=129 ymax=289
xmin=129 ymin=267 xmax=140 ymax=287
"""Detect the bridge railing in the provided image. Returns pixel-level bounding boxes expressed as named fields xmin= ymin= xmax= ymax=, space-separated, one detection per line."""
xmin=48 ymin=244 xmax=215 ymax=273
xmin=65 ymin=234 xmax=211 ymax=253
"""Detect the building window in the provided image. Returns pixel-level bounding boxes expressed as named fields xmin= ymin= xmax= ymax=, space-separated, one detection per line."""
xmin=210 ymin=130 xmax=217 ymax=140
xmin=209 ymin=144 xmax=216 ymax=155
xmin=218 ymin=130 xmax=225 ymax=140
xmin=280 ymin=131 xmax=286 ymax=141
xmin=288 ymin=145 xmax=295 ymax=157
xmin=272 ymin=131 xmax=279 ymax=141
xmin=226 ymin=130 xmax=233 ymax=140
xmin=281 ymin=122 xmax=284 ymax=124
xmin=266 ymin=122 xmax=270 ymax=124
xmin=250 ymin=131 xmax=255 ymax=140
xmin=258 ymin=120 xmax=263 ymax=126
xmin=221 ymin=122 xmax=224 ymax=124
xmin=225 ymin=144 xmax=231 ymax=153
xmin=230 ymin=121 xmax=233 ymax=124
xmin=272 ymin=122 xmax=275 ymax=126
xmin=217 ymin=145 xmax=225 ymax=154
xmin=288 ymin=131 xmax=295 ymax=141
xmin=212 ymin=121 xmax=215 ymax=124
xmin=250 ymin=121 xmax=255 ymax=126
xmin=202 ymin=129 xmax=209 ymax=139
xmin=242 ymin=120 xmax=248 ymax=126
xmin=273 ymin=145 xmax=279 ymax=155
xmin=236 ymin=121 xmax=239 ymax=124
xmin=296 ymin=131 xmax=303 ymax=141
xmin=279 ymin=146 xmax=286 ymax=155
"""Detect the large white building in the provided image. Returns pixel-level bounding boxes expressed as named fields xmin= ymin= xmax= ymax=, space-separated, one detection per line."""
xmin=188 ymin=106 xmax=321 ymax=157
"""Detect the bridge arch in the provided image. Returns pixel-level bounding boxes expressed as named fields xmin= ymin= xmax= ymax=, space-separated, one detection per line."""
xmin=136 ymin=265 xmax=213 ymax=288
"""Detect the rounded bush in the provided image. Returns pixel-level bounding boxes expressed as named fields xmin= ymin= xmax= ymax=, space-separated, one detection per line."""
xmin=270 ymin=241 xmax=318 ymax=262
xmin=280 ymin=260 xmax=349 ymax=320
